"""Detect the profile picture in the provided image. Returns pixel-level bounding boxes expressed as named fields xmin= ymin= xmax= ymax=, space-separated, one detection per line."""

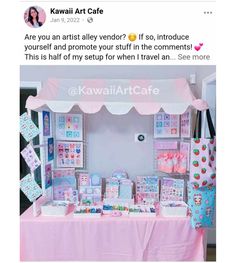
xmin=24 ymin=6 xmax=46 ymax=28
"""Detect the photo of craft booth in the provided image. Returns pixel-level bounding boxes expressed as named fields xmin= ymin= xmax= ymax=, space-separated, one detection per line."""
xmin=20 ymin=69 xmax=216 ymax=261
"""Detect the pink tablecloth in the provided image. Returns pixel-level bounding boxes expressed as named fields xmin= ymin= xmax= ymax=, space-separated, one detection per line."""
xmin=20 ymin=205 xmax=206 ymax=261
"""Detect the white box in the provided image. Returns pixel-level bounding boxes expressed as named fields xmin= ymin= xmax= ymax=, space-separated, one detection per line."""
xmin=160 ymin=201 xmax=188 ymax=217
xmin=41 ymin=201 xmax=69 ymax=216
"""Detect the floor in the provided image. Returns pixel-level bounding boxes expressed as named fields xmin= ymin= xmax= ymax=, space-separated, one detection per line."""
xmin=207 ymin=246 xmax=216 ymax=261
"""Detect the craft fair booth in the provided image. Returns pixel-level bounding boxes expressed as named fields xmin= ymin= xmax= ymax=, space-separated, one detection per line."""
xmin=20 ymin=78 xmax=215 ymax=261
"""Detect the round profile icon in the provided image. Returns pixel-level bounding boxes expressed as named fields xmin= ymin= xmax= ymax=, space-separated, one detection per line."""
xmin=24 ymin=6 xmax=46 ymax=28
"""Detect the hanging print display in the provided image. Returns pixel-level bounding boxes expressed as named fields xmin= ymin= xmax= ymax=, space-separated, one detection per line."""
xmin=154 ymin=112 xmax=180 ymax=138
xmin=56 ymin=141 xmax=83 ymax=168
xmin=180 ymin=109 xmax=191 ymax=138
xmin=20 ymin=113 xmax=40 ymax=142
xmin=45 ymin=163 xmax=52 ymax=189
xmin=20 ymin=174 xmax=42 ymax=202
xmin=21 ymin=144 xmax=41 ymax=172
xmin=48 ymin=137 xmax=54 ymax=161
xmin=42 ymin=111 xmax=50 ymax=136
xmin=56 ymin=113 xmax=83 ymax=141
xmin=180 ymin=141 xmax=191 ymax=171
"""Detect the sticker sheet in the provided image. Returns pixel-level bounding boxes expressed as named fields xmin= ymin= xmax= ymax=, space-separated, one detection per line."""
xmin=154 ymin=112 xmax=180 ymax=138
xmin=20 ymin=113 xmax=40 ymax=142
xmin=43 ymin=111 xmax=50 ymax=136
xmin=136 ymin=176 xmax=159 ymax=204
xmin=45 ymin=163 xmax=52 ymax=189
xmin=48 ymin=137 xmax=54 ymax=161
xmin=180 ymin=141 xmax=191 ymax=171
xmin=56 ymin=113 xmax=83 ymax=141
xmin=57 ymin=141 xmax=83 ymax=168
xmin=20 ymin=174 xmax=42 ymax=202
xmin=181 ymin=109 xmax=191 ymax=138
xmin=160 ymin=178 xmax=185 ymax=202
xmin=21 ymin=144 xmax=41 ymax=172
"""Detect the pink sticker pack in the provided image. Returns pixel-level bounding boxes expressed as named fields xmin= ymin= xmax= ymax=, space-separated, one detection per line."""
xmin=181 ymin=110 xmax=191 ymax=138
xmin=21 ymin=144 xmax=41 ymax=172
xmin=57 ymin=141 xmax=83 ymax=168
xmin=154 ymin=112 xmax=180 ymax=138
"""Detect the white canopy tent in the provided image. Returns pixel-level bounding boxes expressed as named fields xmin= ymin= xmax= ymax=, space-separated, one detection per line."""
xmin=26 ymin=78 xmax=208 ymax=114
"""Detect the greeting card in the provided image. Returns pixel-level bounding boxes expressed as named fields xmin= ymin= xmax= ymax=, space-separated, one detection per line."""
xmin=119 ymin=182 xmax=133 ymax=199
xmin=45 ymin=163 xmax=52 ymax=189
xmin=181 ymin=109 xmax=191 ymax=138
xmin=160 ymin=178 xmax=184 ymax=202
xmin=56 ymin=113 xmax=83 ymax=141
xmin=154 ymin=112 xmax=180 ymax=138
xmin=43 ymin=111 xmax=50 ymax=136
xmin=105 ymin=185 xmax=119 ymax=198
xmin=20 ymin=174 xmax=42 ymax=202
xmin=90 ymin=173 xmax=101 ymax=186
xmin=79 ymin=173 xmax=90 ymax=186
xmin=20 ymin=113 xmax=40 ymax=142
xmin=48 ymin=137 xmax=54 ymax=161
xmin=52 ymin=171 xmax=76 ymax=201
xmin=21 ymin=144 xmax=41 ymax=172
xmin=57 ymin=141 xmax=83 ymax=168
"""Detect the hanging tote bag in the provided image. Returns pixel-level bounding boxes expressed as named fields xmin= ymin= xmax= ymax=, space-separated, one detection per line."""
xmin=187 ymin=183 xmax=216 ymax=228
xmin=190 ymin=110 xmax=216 ymax=189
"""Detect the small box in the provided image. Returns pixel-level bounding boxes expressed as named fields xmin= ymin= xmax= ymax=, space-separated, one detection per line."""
xmin=129 ymin=205 xmax=156 ymax=217
xmin=160 ymin=201 xmax=188 ymax=217
xmin=73 ymin=205 xmax=102 ymax=218
xmin=41 ymin=201 xmax=69 ymax=216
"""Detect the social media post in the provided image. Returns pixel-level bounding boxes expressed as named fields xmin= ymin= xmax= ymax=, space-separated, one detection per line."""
xmin=20 ymin=1 xmax=215 ymax=65
xmin=16 ymin=1 xmax=219 ymax=263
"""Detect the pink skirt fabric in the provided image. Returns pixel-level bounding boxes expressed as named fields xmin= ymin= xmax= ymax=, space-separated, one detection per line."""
xmin=20 ymin=205 xmax=206 ymax=261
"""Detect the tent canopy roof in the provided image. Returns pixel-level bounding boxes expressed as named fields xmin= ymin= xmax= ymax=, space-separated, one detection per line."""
xmin=26 ymin=78 xmax=208 ymax=115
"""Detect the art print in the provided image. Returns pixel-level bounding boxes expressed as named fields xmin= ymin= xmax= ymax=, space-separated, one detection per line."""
xmin=43 ymin=111 xmax=50 ymax=136
xmin=57 ymin=141 xmax=83 ymax=168
xmin=56 ymin=113 xmax=83 ymax=141
xmin=154 ymin=112 xmax=180 ymax=138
